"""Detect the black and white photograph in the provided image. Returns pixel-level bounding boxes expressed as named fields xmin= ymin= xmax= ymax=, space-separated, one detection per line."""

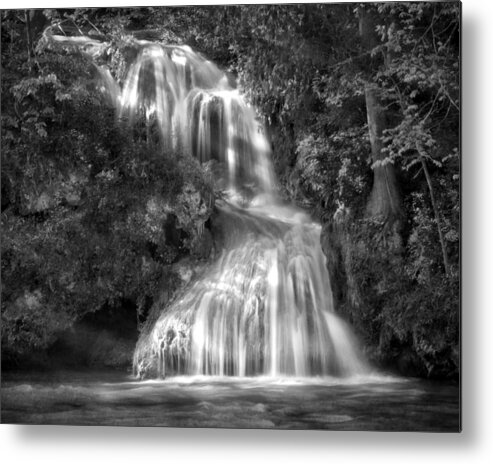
xmin=1 ymin=1 xmax=461 ymax=433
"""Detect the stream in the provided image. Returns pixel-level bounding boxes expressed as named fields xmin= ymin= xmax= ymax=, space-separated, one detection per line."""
xmin=1 ymin=370 xmax=459 ymax=430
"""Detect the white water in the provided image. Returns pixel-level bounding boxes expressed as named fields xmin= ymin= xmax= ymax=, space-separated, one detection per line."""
xmin=96 ymin=41 xmax=369 ymax=379
xmin=102 ymin=43 xmax=274 ymax=194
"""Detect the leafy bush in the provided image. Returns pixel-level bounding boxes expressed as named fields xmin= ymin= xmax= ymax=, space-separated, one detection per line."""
xmin=293 ymin=128 xmax=372 ymax=219
xmin=1 ymin=28 xmax=214 ymax=364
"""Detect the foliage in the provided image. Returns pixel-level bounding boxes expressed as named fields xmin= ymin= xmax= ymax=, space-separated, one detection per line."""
xmin=337 ymin=210 xmax=459 ymax=377
xmin=293 ymin=128 xmax=372 ymax=219
xmin=1 ymin=13 xmax=213 ymax=363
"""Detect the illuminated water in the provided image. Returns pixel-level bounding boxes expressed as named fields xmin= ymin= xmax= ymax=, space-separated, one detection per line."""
xmin=100 ymin=42 xmax=369 ymax=379
xmin=1 ymin=371 xmax=460 ymax=430
xmin=103 ymin=43 xmax=273 ymax=192
xmin=134 ymin=200 xmax=368 ymax=378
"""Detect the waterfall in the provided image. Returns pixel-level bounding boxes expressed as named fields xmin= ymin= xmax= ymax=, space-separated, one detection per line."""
xmin=97 ymin=41 xmax=368 ymax=378
xmin=100 ymin=43 xmax=274 ymax=195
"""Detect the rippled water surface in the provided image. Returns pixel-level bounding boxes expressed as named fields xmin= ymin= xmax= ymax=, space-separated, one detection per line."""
xmin=1 ymin=370 xmax=459 ymax=431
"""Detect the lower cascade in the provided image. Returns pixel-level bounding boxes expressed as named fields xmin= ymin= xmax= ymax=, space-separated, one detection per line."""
xmin=92 ymin=40 xmax=368 ymax=378
xmin=133 ymin=201 xmax=368 ymax=378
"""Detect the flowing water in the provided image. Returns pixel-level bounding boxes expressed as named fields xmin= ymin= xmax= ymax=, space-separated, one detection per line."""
xmin=134 ymin=200 xmax=368 ymax=378
xmin=104 ymin=43 xmax=273 ymax=193
xmin=99 ymin=41 xmax=370 ymax=380
xmin=1 ymin=370 xmax=460 ymax=430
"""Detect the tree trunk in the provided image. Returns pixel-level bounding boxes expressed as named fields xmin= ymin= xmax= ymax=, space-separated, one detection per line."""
xmin=29 ymin=10 xmax=48 ymax=38
xmin=364 ymin=85 xmax=402 ymax=222
xmin=25 ymin=10 xmax=48 ymax=66
xmin=358 ymin=7 xmax=403 ymax=225
xmin=417 ymin=147 xmax=450 ymax=277
xmin=25 ymin=10 xmax=34 ymax=63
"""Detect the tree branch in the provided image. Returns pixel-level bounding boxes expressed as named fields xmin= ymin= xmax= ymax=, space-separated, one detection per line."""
xmin=416 ymin=142 xmax=450 ymax=277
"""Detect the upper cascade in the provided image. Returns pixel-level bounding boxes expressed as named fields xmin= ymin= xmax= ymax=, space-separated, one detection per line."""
xmin=99 ymin=43 xmax=274 ymax=196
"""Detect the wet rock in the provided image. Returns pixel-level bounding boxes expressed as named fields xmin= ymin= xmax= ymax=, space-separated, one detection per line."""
xmin=190 ymin=227 xmax=213 ymax=259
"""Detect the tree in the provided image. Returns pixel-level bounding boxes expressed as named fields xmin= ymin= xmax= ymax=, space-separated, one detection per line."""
xmin=358 ymin=6 xmax=403 ymax=224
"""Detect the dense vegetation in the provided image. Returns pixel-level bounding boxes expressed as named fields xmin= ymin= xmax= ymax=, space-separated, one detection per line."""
xmin=1 ymin=9 xmax=214 ymax=366
xmin=1 ymin=4 xmax=459 ymax=377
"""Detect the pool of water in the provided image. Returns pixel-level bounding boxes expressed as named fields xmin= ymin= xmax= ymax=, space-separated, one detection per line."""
xmin=1 ymin=370 xmax=460 ymax=431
